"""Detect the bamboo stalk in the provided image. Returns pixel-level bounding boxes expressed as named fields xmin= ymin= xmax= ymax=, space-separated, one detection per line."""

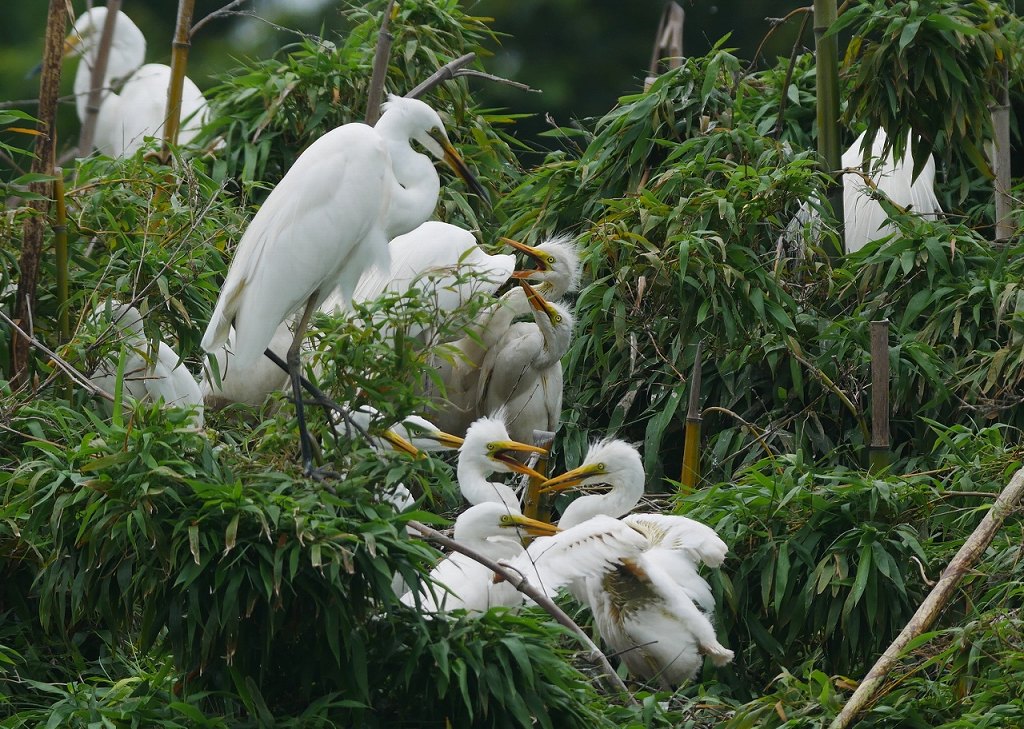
xmin=991 ymin=63 xmax=1012 ymax=245
xmin=12 ymin=0 xmax=65 ymax=389
xmin=53 ymin=170 xmax=70 ymax=345
xmin=813 ymin=0 xmax=844 ymax=259
xmin=680 ymin=340 xmax=703 ymax=492
xmin=828 ymin=465 xmax=1024 ymax=729
xmin=78 ymin=0 xmax=122 ymax=155
xmin=521 ymin=429 xmax=555 ymax=522
xmin=868 ymin=319 xmax=891 ymax=472
xmin=406 ymin=519 xmax=635 ymax=701
xmin=365 ymin=0 xmax=397 ymax=125
xmin=161 ymin=0 xmax=197 ymax=160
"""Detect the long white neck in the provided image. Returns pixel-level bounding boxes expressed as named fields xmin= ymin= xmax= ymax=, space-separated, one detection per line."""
xmin=457 ymin=459 xmax=520 ymax=511
xmin=73 ymin=31 xmax=145 ymax=122
xmin=531 ymin=307 xmax=572 ymax=371
xmin=375 ymin=118 xmax=440 ymax=238
xmin=558 ymin=473 xmax=644 ymax=529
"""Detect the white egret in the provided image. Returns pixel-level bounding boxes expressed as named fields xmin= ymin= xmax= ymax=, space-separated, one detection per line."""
xmin=400 ymin=502 xmax=557 ymax=613
xmin=200 ymin=320 xmax=292 ymax=409
xmin=477 ymin=281 xmax=574 ymax=444
xmin=87 ymin=302 xmax=203 ymax=427
xmin=503 ymin=234 xmax=582 ymax=299
xmin=63 ymin=8 xmax=210 ymax=157
xmin=456 ymin=414 xmax=547 ymax=510
xmin=842 ymin=129 xmax=943 ymax=253
xmin=201 ymin=96 xmax=487 ymax=472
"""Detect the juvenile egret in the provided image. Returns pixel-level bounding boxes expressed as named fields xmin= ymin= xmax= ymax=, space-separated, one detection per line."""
xmin=87 ymin=302 xmax=203 ymax=427
xmin=504 ymin=234 xmax=582 ymax=299
xmin=400 ymin=502 xmax=557 ymax=613
xmin=539 ymin=439 xmax=645 ymax=528
xmin=201 ymin=96 xmax=487 ymax=472
xmin=509 ymin=512 xmax=732 ymax=687
xmin=63 ymin=8 xmax=209 ymax=156
xmin=842 ymin=129 xmax=943 ymax=253
xmin=456 ymin=414 xmax=547 ymax=510
xmin=477 ymin=281 xmax=574 ymax=443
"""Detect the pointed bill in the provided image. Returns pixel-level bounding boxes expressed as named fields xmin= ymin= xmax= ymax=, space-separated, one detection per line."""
xmin=537 ymin=462 xmax=608 ymax=494
xmin=428 ymin=128 xmax=491 ymax=206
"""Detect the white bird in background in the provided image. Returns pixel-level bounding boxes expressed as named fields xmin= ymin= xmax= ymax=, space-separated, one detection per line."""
xmin=456 ymin=414 xmax=547 ymax=510
xmin=87 ymin=302 xmax=204 ymax=427
xmin=505 ymin=440 xmax=733 ymax=688
xmin=400 ymin=501 xmax=557 ymax=613
xmin=842 ymin=129 xmax=943 ymax=253
xmin=200 ymin=320 xmax=293 ymax=409
xmin=62 ymin=7 xmax=210 ymax=157
xmin=201 ymin=96 xmax=488 ymax=472
xmin=477 ymin=281 xmax=574 ymax=444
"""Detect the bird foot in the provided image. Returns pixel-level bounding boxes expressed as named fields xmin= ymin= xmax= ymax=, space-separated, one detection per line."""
xmin=304 ymin=465 xmax=341 ymax=483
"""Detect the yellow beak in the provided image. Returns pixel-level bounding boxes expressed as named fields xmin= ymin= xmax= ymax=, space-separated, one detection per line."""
xmin=503 ymin=514 xmax=560 ymax=536
xmin=419 ymin=430 xmax=465 ymax=450
xmin=381 ymin=429 xmax=421 ymax=458
xmin=429 ymin=129 xmax=491 ymax=207
xmin=502 ymin=237 xmax=550 ymax=278
xmin=538 ymin=462 xmax=606 ymax=494
xmin=519 ymin=280 xmax=558 ymax=322
xmin=488 ymin=439 xmax=548 ymax=480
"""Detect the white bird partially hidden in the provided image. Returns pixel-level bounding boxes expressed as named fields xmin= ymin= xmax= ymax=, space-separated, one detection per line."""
xmin=477 ymin=281 xmax=574 ymax=444
xmin=87 ymin=302 xmax=203 ymax=428
xmin=456 ymin=414 xmax=547 ymax=510
xmin=842 ymin=129 xmax=943 ymax=253
xmin=200 ymin=96 xmax=487 ymax=472
xmin=63 ymin=8 xmax=210 ymax=157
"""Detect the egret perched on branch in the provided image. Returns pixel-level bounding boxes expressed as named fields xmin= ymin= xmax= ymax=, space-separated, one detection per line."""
xmin=62 ymin=8 xmax=210 ymax=156
xmin=505 ymin=440 xmax=733 ymax=687
xmin=456 ymin=414 xmax=547 ymax=510
xmin=87 ymin=302 xmax=204 ymax=427
xmin=201 ymin=96 xmax=488 ymax=473
xmin=477 ymin=280 xmax=574 ymax=444
xmin=400 ymin=502 xmax=557 ymax=613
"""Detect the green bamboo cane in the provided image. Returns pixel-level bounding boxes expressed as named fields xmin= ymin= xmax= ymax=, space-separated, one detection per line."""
xmin=813 ymin=0 xmax=844 ymax=259
xmin=161 ymin=0 xmax=197 ymax=160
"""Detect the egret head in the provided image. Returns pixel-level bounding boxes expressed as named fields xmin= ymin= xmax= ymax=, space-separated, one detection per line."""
xmin=65 ymin=8 xmax=146 ymax=64
xmin=505 ymin=234 xmax=581 ymax=297
xmin=379 ymin=95 xmax=490 ymax=205
xmin=460 ymin=414 xmax=547 ymax=480
xmin=539 ymin=439 xmax=644 ymax=496
xmin=520 ymin=280 xmax=573 ymax=335
xmin=453 ymin=502 xmax=558 ymax=541
xmin=393 ymin=414 xmax=465 ymax=452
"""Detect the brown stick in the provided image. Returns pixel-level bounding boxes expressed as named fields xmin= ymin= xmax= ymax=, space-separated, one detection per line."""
xmin=405 ymin=53 xmax=476 ymax=99
xmin=12 ymin=0 xmax=66 ymax=388
xmin=77 ymin=0 xmax=122 ymax=154
xmin=991 ymin=62 xmax=1012 ymax=245
xmin=869 ymin=319 xmax=891 ymax=471
xmin=828 ymin=464 xmax=1024 ymax=729
xmin=161 ymin=0 xmax=197 ymax=159
xmin=365 ymin=0 xmax=397 ymax=125
xmin=406 ymin=519 xmax=636 ymax=701
xmin=190 ymin=0 xmax=246 ymax=38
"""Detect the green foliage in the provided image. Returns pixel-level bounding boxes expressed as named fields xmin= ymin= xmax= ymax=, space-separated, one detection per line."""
xmin=832 ymin=0 xmax=1014 ymax=182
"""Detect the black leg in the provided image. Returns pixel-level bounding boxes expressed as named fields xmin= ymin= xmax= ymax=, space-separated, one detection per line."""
xmin=287 ymin=294 xmax=320 ymax=476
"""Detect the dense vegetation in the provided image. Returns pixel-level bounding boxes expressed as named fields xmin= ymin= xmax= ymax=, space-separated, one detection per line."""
xmin=2 ymin=0 xmax=1024 ymax=726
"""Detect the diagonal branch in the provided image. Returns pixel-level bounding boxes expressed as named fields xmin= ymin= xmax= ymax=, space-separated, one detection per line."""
xmin=406 ymin=519 xmax=637 ymax=701
xmin=365 ymin=0 xmax=397 ymax=125
xmin=405 ymin=53 xmax=476 ymax=99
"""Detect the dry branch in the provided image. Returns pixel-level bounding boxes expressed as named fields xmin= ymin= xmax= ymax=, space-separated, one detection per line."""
xmin=365 ymin=0 xmax=397 ymax=125
xmin=405 ymin=53 xmax=476 ymax=99
xmin=77 ymin=0 xmax=122 ymax=154
xmin=828 ymin=464 xmax=1024 ymax=729
xmin=406 ymin=519 xmax=636 ymax=701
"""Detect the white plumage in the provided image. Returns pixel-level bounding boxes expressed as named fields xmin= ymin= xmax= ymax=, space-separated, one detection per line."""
xmin=64 ymin=8 xmax=209 ymax=157
xmin=87 ymin=302 xmax=203 ymax=427
xmin=455 ymin=414 xmax=547 ymax=510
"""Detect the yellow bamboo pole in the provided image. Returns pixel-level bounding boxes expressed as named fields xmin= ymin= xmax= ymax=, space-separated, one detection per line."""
xmin=680 ymin=340 xmax=703 ymax=492
xmin=522 ymin=429 xmax=555 ymax=522
xmin=161 ymin=0 xmax=197 ymax=160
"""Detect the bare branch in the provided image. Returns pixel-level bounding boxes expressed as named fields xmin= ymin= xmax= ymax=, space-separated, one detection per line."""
xmin=190 ymin=0 xmax=246 ymax=38
xmin=452 ymin=70 xmax=540 ymax=93
xmin=365 ymin=0 xmax=397 ymax=125
xmin=78 ymin=0 xmax=122 ymax=154
xmin=406 ymin=519 xmax=637 ymax=701
xmin=405 ymin=53 xmax=476 ymax=99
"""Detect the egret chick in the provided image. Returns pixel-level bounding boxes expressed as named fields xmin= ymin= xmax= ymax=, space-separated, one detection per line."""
xmin=504 ymin=234 xmax=582 ymax=299
xmin=457 ymin=415 xmax=547 ymax=510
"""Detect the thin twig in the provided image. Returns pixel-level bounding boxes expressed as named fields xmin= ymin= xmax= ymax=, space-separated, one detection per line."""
xmin=452 ymin=70 xmax=540 ymax=93
xmin=829 ymin=465 xmax=1024 ymax=729
xmin=405 ymin=53 xmax=476 ymax=99
xmin=190 ymin=0 xmax=246 ymax=38
xmin=406 ymin=519 xmax=637 ymax=702
xmin=0 ymin=309 xmax=114 ymax=402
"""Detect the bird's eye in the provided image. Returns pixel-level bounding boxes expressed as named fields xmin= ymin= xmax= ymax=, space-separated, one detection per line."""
xmin=487 ymin=443 xmax=496 ymax=452
xmin=546 ymin=256 xmax=556 ymax=264
xmin=596 ymin=463 xmax=606 ymax=472
xmin=500 ymin=515 xmax=512 ymax=524
xmin=554 ymin=315 xmax=562 ymax=323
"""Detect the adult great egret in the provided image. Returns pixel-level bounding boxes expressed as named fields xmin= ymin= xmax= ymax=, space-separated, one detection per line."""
xmin=87 ymin=302 xmax=204 ymax=427
xmin=63 ymin=8 xmax=210 ymax=156
xmin=477 ymin=281 xmax=574 ymax=444
xmin=400 ymin=502 xmax=557 ymax=613
xmin=456 ymin=414 xmax=547 ymax=510
xmin=201 ymin=96 xmax=487 ymax=472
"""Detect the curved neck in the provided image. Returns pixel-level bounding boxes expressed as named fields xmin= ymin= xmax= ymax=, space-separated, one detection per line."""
xmin=375 ymin=120 xmax=440 ymax=238
xmin=530 ymin=310 xmax=570 ymax=371
xmin=457 ymin=459 xmax=520 ymax=510
xmin=558 ymin=475 xmax=644 ymax=529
